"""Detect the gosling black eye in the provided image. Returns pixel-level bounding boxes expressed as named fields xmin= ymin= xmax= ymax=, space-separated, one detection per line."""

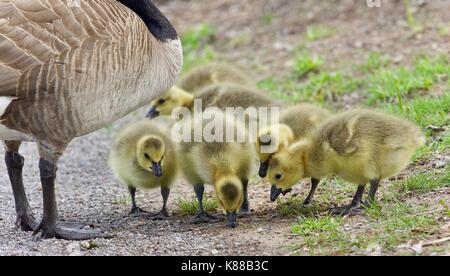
xmin=144 ymin=153 xmax=150 ymax=160
xmin=158 ymin=99 xmax=166 ymax=105
xmin=275 ymin=174 xmax=283 ymax=180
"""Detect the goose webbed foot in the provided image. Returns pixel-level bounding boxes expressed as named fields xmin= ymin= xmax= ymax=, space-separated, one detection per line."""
xmin=192 ymin=212 xmax=223 ymax=224
xmin=329 ymin=204 xmax=363 ymax=216
xmin=238 ymin=201 xmax=251 ymax=216
xmin=150 ymin=208 xmax=170 ymax=220
xmin=303 ymin=198 xmax=313 ymax=205
xmin=330 ymin=184 xmax=365 ymax=216
xmin=33 ymin=221 xmax=112 ymax=241
xmin=15 ymin=211 xmax=38 ymax=232
xmin=129 ymin=207 xmax=149 ymax=217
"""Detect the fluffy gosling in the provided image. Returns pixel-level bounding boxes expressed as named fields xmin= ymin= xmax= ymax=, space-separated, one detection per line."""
xmin=147 ymin=83 xmax=278 ymax=119
xmin=179 ymin=114 xmax=256 ymax=227
xmin=268 ymin=109 xmax=425 ymax=216
xmin=109 ymin=120 xmax=178 ymax=219
xmin=256 ymin=104 xmax=331 ymax=204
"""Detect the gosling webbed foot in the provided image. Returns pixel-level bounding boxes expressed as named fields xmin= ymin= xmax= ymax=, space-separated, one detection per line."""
xmin=192 ymin=212 xmax=223 ymax=224
xmin=238 ymin=201 xmax=251 ymax=216
xmin=329 ymin=204 xmax=363 ymax=216
xmin=129 ymin=207 xmax=149 ymax=217
xmin=303 ymin=198 xmax=313 ymax=205
xmin=150 ymin=208 xmax=170 ymax=220
xmin=33 ymin=221 xmax=112 ymax=241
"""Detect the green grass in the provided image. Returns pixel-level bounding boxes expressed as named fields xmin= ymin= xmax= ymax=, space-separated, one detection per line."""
xmin=261 ymin=15 xmax=274 ymax=26
xmin=175 ymin=196 xmax=218 ymax=215
xmin=382 ymin=93 xmax=450 ymax=129
xmin=290 ymin=216 xmax=352 ymax=254
xmin=259 ymin=71 xmax=362 ymax=103
xmin=292 ymin=51 xmax=324 ymax=78
xmin=403 ymin=0 xmax=423 ymax=33
xmin=181 ymin=23 xmax=218 ymax=72
xmin=364 ymin=202 xmax=438 ymax=251
xmin=366 ymin=55 xmax=449 ymax=104
xmin=276 ymin=197 xmax=323 ymax=217
xmin=395 ymin=170 xmax=450 ymax=193
xmin=356 ymin=52 xmax=392 ymax=73
xmin=304 ymin=25 xmax=335 ymax=41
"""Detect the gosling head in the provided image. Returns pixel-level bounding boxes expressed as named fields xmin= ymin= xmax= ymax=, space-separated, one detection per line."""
xmin=147 ymin=86 xmax=194 ymax=119
xmin=256 ymin=124 xmax=295 ymax=178
xmin=268 ymin=141 xmax=308 ymax=202
xmin=136 ymin=135 xmax=166 ymax=177
xmin=215 ymin=176 xmax=244 ymax=228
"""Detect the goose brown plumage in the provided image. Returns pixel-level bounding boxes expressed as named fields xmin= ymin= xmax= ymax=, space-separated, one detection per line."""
xmin=0 ymin=0 xmax=182 ymax=240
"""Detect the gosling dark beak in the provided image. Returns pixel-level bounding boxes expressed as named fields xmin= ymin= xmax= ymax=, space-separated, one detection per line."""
xmin=258 ymin=161 xmax=269 ymax=178
xmin=146 ymin=107 xmax=160 ymax=119
xmin=270 ymin=185 xmax=283 ymax=202
xmin=226 ymin=212 xmax=237 ymax=228
xmin=152 ymin=161 xmax=162 ymax=177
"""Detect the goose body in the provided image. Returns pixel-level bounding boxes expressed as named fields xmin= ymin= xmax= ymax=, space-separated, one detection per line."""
xmin=0 ymin=0 xmax=182 ymax=144
xmin=0 ymin=0 xmax=182 ymax=240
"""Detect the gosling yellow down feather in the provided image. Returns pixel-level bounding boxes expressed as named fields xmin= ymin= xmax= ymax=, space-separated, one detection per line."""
xmin=148 ymin=83 xmax=279 ymax=119
xmin=109 ymin=120 xmax=178 ymax=219
xmin=257 ymin=104 xmax=332 ymax=203
xmin=177 ymin=62 xmax=256 ymax=93
xmin=268 ymin=109 xmax=425 ymax=216
xmin=179 ymin=114 xmax=257 ymax=228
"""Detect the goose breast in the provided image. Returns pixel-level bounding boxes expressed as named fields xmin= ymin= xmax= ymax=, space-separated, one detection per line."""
xmin=0 ymin=0 xmax=182 ymax=144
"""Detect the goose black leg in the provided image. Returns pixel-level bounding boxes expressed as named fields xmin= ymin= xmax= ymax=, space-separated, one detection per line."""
xmin=238 ymin=179 xmax=251 ymax=216
xmin=33 ymin=158 xmax=110 ymax=240
xmin=330 ymin=184 xmax=366 ymax=216
xmin=4 ymin=141 xmax=37 ymax=231
xmin=150 ymin=186 xmax=170 ymax=220
xmin=192 ymin=184 xmax=222 ymax=224
xmin=128 ymin=186 xmax=149 ymax=217
xmin=304 ymin=178 xmax=320 ymax=205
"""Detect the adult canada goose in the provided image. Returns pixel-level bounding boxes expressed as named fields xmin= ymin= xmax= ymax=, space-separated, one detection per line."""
xmin=0 ymin=0 xmax=183 ymax=240
xmin=268 ymin=109 xmax=425 ymax=216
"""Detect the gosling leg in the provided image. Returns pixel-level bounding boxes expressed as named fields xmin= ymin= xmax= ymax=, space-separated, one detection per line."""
xmin=4 ymin=141 xmax=37 ymax=231
xmin=304 ymin=178 xmax=320 ymax=205
xmin=238 ymin=179 xmax=251 ymax=216
xmin=150 ymin=186 xmax=170 ymax=220
xmin=192 ymin=184 xmax=222 ymax=224
xmin=362 ymin=179 xmax=381 ymax=207
xmin=330 ymin=184 xmax=366 ymax=216
xmin=128 ymin=186 xmax=149 ymax=217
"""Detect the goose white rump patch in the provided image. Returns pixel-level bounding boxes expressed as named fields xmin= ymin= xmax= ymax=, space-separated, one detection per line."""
xmin=0 ymin=96 xmax=34 ymax=141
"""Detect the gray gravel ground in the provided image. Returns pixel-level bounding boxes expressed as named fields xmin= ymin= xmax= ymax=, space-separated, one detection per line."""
xmin=0 ymin=113 xmax=293 ymax=256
